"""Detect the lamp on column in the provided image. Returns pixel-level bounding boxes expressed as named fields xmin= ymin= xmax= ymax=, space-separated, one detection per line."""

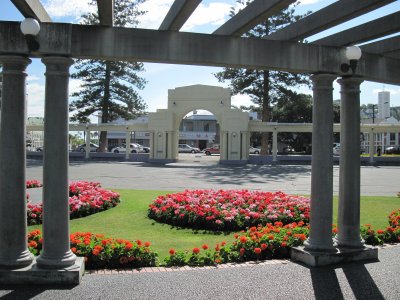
xmin=340 ymin=45 xmax=362 ymax=74
xmin=20 ymin=18 xmax=40 ymax=52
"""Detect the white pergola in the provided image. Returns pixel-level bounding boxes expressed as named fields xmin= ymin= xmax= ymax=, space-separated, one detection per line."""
xmin=0 ymin=0 xmax=399 ymax=284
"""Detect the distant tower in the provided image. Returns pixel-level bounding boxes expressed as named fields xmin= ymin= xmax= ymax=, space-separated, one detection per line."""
xmin=377 ymin=90 xmax=390 ymax=119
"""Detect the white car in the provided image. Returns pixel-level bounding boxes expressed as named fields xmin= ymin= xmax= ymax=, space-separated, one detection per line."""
xmin=333 ymin=145 xmax=341 ymax=155
xmin=249 ymin=146 xmax=261 ymax=154
xmin=111 ymin=143 xmax=145 ymax=154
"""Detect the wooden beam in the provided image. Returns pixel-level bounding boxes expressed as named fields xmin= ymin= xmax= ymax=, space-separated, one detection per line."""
xmin=10 ymin=0 xmax=52 ymax=22
xmin=159 ymin=0 xmax=201 ymax=31
xmin=361 ymin=36 xmax=400 ymax=54
xmin=97 ymin=0 xmax=114 ymax=26
xmin=0 ymin=21 xmax=399 ymax=84
xmin=313 ymin=12 xmax=400 ymax=46
xmin=267 ymin=0 xmax=395 ymax=41
xmin=213 ymin=0 xmax=295 ymax=37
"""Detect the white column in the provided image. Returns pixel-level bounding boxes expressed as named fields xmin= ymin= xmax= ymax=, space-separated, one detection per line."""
xmin=272 ymin=129 xmax=278 ymax=162
xmin=336 ymin=77 xmax=364 ymax=249
xmin=36 ymin=57 xmax=76 ymax=268
xmin=0 ymin=56 xmax=34 ymax=268
xmin=304 ymin=74 xmax=336 ymax=252
xmin=369 ymin=130 xmax=374 ymax=163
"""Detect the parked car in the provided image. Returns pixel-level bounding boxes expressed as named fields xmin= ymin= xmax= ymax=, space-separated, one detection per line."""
xmin=204 ymin=145 xmax=220 ymax=156
xmin=111 ymin=143 xmax=145 ymax=154
xmin=282 ymin=146 xmax=295 ymax=154
xmin=178 ymin=144 xmax=201 ymax=153
xmin=76 ymin=143 xmax=99 ymax=153
xmin=142 ymin=146 xmax=150 ymax=153
xmin=249 ymin=146 xmax=260 ymax=154
xmin=385 ymin=146 xmax=400 ymax=154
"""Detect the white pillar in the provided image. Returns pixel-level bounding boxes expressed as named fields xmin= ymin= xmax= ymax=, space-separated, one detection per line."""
xmin=369 ymin=130 xmax=374 ymax=163
xmin=336 ymin=77 xmax=364 ymax=249
xmin=85 ymin=129 xmax=90 ymax=159
xmin=304 ymin=74 xmax=336 ymax=252
xmin=272 ymin=129 xmax=278 ymax=162
xmin=36 ymin=57 xmax=76 ymax=268
xmin=0 ymin=56 xmax=34 ymax=268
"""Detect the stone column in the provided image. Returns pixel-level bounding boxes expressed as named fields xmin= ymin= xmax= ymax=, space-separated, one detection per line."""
xmin=36 ymin=57 xmax=76 ymax=269
xmin=336 ymin=77 xmax=364 ymax=249
xmin=125 ymin=129 xmax=131 ymax=159
xmin=0 ymin=56 xmax=34 ymax=268
xmin=85 ymin=128 xmax=90 ymax=159
xmin=272 ymin=129 xmax=278 ymax=162
xmin=304 ymin=74 xmax=337 ymax=252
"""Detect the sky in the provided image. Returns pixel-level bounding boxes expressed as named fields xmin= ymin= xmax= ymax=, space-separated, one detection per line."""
xmin=1 ymin=0 xmax=400 ymax=119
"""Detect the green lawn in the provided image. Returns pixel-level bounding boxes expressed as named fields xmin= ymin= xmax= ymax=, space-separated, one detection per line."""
xmin=28 ymin=189 xmax=399 ymax=258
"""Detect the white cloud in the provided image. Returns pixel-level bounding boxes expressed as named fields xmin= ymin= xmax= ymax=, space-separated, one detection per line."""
xmin=231 ymin=93 xmax=252 ymax=108
xmin=183 ymin=2 xmax=232 ymax=31
xmin=27 ymin=75 xmax=41 ymax=82
xmin=27 ymin=82 xmax=45 ymax=117
xmin=137 ymin=0 xmax=174 ymax=29
xmin=298 ymin=0 xmax=321 ymax=5
xmin=43 ymin=0 xmax=95 ymax=20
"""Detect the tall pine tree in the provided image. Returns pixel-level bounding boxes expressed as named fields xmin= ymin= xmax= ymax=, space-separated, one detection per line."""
xmin=70 ymin=0 xmax=147 ymax=152
xmin=215 ymin=0 xmax=310 ymax=155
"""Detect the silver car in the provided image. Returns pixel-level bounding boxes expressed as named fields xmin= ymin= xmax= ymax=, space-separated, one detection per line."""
xmin=178 ymin=144 xmax=201 ymax=153
xmin=249 ymin=146 xmax=261 ymax=154
xmin=111 ymin=143 xmax=145 ymax=154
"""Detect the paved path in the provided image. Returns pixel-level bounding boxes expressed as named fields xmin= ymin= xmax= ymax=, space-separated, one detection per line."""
xmin=26 ymin=158 xmax=400 ymax=196
xmin=0 ymin=245 xmax=399 ymax=299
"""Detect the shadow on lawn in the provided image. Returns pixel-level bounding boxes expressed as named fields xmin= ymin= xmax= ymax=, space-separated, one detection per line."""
xmin=150 ymin=221 xmax=232 ymax=236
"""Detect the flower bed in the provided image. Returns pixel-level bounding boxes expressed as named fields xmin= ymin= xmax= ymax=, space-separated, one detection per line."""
xmin=26 ymin=180 xmax=43 ymax=189
xmin=27 ymin=181 xmax=120 ymax=225
xmin=28 ymin=230 xmax=157 ymax=269
xmin=27 ymin=208 xmax=400 ymax=269
xmin=148 ymin=190 xmax=310 ymax=231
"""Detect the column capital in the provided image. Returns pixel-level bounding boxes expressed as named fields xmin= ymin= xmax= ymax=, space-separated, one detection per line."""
xmin=0 ymin=55 xmax=31 ymax=73
xmin=337 ymin=76 xmax=364 ymax=91
xmin=311 ymin=73 xmax=337 ymax=90
xmin=42 ymin=56 xmax=74 ymax=75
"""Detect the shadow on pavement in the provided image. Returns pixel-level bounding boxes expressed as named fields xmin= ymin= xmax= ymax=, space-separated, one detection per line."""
xmin=309 ymin=262 xmax=384 ymax=300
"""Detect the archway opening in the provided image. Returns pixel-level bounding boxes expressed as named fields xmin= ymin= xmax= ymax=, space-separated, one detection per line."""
xmin=178 ymin=109 xmax=220 ymax=162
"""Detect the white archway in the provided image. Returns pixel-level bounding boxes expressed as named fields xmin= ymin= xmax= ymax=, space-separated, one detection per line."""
xmin=148 ymin=85 xmax=249 ymax=163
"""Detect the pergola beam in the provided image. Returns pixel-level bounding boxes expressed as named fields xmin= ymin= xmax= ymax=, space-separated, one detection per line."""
xmin=10 ymin=0 xmax=52 ymax=22
xmin=267 ymin=0 xmax=395 ymax=41
xmin=97 ymin=0 xmax=114 ymax=26
xmin=0 ymin=21 xmax=399 ymax=84
xmin=213 ymin=0 xmax=295 ymax=36
xmin=313 ymin=12 xmax=400 ymax=46
xmin=361 ymin=36 xmax=400 ymax=54
xmin=159 ymin=0 xmax=201 ymax=31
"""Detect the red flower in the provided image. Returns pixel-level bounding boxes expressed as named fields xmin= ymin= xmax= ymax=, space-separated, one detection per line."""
xmin=239 ymin=248 xmax=245 ymax=256
xmin=261 ymin=243 xmax=267 ymax=250
xmin=377 ymin=230 xmax=384 ymax=234
xmin=202 ymin=244 xmax=209 ymax=250
xmin=268 ymin=235 xmax=274 ymax=240
xmin=254 ymin=247 xmax=262 ymax=254
xmin=71 ymin=247 xmax=77 ymax=253
xmin=125 ymin=243 xmax=133 ymax=250
xmin=144 ymin=241 xmax=151 ymax=247
xmin=193 ymin=247 xmax=200 ymax=254
xmin=240 ymin=236 xmax=247 ymax=243
xmin=281 ymin=242 xmax=287 ymax=247
xmin=169 ymin=249 xmax=176 ymax=255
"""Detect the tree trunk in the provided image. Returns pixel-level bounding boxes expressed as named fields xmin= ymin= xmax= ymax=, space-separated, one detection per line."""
xmin=260 ymin=70 xmax=270 ymax=156
xmin=98 ymin=62 xmax=112 ymax=152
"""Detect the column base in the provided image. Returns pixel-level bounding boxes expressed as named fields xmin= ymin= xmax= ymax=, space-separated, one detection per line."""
xmin=0 ymin=257 xmax=85 ymax=285
xmin=291 ymin=245 xmax=378 ymax=267
xmin=36 ymin=250 xmax=76 ymax=269
xmin=303 ymin=239 xmax=337 ymax=253
xmin=0 ymin=250 xmax=34 ymax=269
xmin=334 ymin=234 xmax=365 ymax=249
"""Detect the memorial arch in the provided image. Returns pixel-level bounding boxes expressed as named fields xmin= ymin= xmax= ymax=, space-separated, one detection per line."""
xmin=148 ymin=84 xmax=249 ymax=164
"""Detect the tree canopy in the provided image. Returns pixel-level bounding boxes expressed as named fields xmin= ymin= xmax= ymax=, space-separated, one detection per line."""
xmin=69 ymin=0 xmax=147 ymax=151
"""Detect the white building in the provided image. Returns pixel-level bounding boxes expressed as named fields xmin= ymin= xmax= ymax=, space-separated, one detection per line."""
xmin=378 ymin=90 xmax=390 ymax=119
